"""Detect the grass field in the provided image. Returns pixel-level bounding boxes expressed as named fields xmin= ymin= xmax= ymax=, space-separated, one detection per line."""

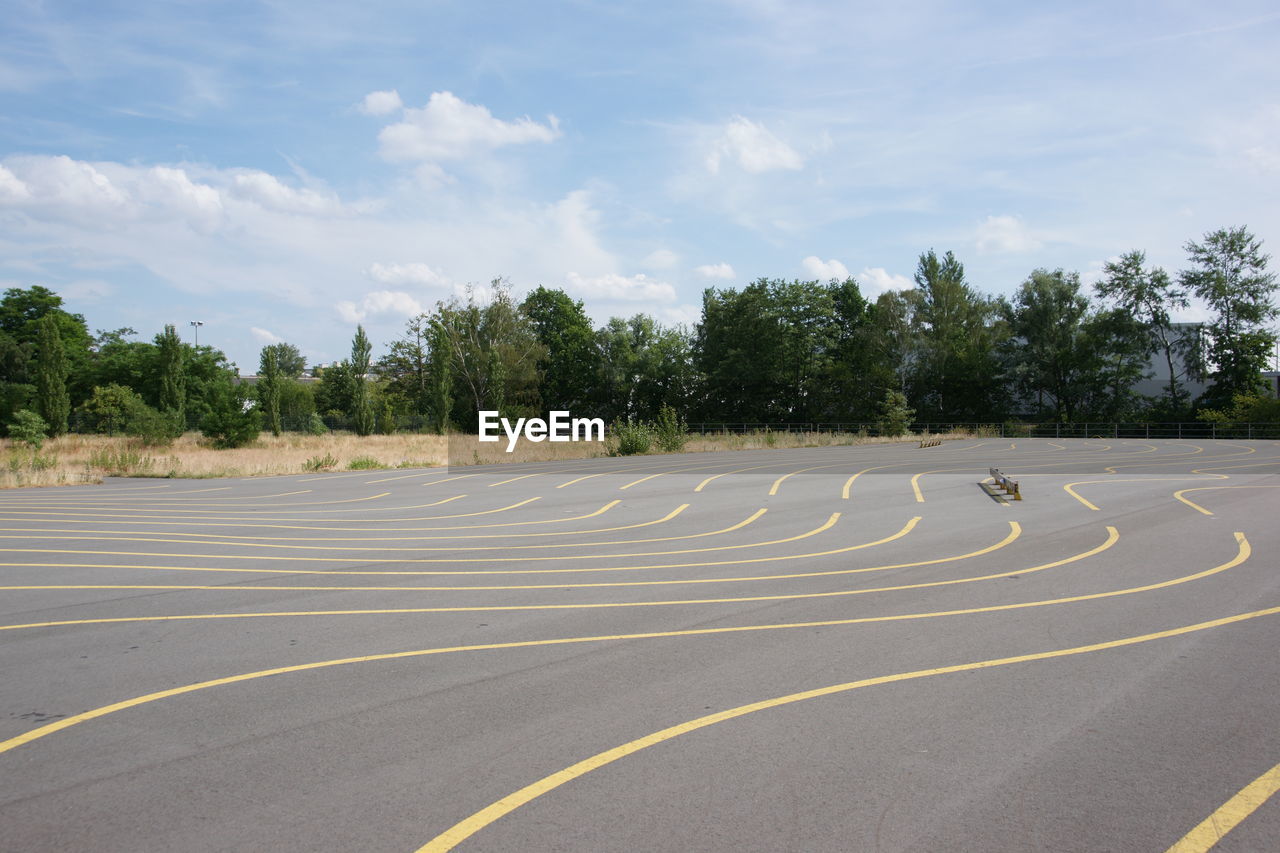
xmin=0 ymin=427 xmax=980 ymax=488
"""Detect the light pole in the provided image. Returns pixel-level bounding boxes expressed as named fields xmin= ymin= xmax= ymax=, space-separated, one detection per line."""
xmin=189 ymin=320 xmax=204 ymax=347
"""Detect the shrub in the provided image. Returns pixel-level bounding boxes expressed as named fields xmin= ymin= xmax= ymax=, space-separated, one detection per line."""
xmin=8 ymin=409 xmax=47 ymax=448
xmin=376 ymin=398 xmax=396 ymax=435
xmin=347 ymin=455 xmax=386 ymax=470
xmin=75 ymin=384 xmax=178 ymax=446
xmin=303 ymin=453 xmax=338 ymax=472
xmin=609 ymin=417 xmax=652 ymax=456
xmin=652 ymin=404 xmax=688 ymax=452
xmin=304 ymin=413 xmax=329 ymax=435
xmin=87 ymin=447 xmax=154 ymax=476
xmin=876 ymin=389 xmax=915 ymax=437
xmin=200 ymin=386 xmax=261 ymax=449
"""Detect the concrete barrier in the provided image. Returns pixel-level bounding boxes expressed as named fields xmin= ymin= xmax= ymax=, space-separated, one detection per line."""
xmin=988 ymin=467 xmax=1022 ymax=500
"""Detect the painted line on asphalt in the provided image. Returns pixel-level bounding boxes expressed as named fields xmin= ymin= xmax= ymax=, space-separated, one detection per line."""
xmin=0 ymin=535 xmax=1254 ymax=762
xmin=1172 ymin=485 xmax=1280 ymax=517
xmin=1166 ymin=758 xmax=1280 ymax=852
xmin=415 ymin=597 xmax=1275 ymax=852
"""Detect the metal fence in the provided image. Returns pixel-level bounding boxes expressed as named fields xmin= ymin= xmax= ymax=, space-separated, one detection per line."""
xmin=687 ymin=422 xmax=1280 ymax=439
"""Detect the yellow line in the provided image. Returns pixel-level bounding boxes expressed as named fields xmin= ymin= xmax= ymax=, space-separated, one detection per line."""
xmin=0 ymin=504 xmax=700 ymax=547
xmin=0 ymin=524 xmax=1167 ymax=618
xmin=0 ymin=514 xmax=913 ymax=578
xmin=417 ymin=596 xmax=1277 ymax=851
xmin=363 ymin=471 xmax=447 ymax=484
xmin=842 ymin=466 xmax=889 ymax=500
xmin=619 ymin=461 xmax=744 ymax=490
xmin=1 ymin=535 xmax=1255 ymax=761
xmin=1173 ymin=485 xmax=1280 ymax=516
xmin=693 ymin=463 xmax=786 ymax=492
xmin=1062 ymin=478 xmax=1218 ymax=511
xmin=0 ymin=521 xmax=1039 ymax=627
xmin=488 ymin=473 xmax=545 ymax=487
xmin=767 ymin=465 xmax=836 ymax=496
xmin=910 ymin=470 xmax=927 ymax=502
xmin=1166 ymin=759 xmax=1280 ymax=852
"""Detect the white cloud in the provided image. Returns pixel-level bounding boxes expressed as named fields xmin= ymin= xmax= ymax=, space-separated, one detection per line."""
xmin=229 ymin=171 xmax=342 ymax=215
xmin=565 ymin=272 xmax=677 ymax=303
xmin=694 ymin=262 xmax=735 ymax=279
xmin=660 ymin=304 xmax=701 ymax=326
xmin=250 ymin=326 xmax=283 ymax=344
xmin=367 ymin=261 xmax=450 ymax=288
xmin=61 ymin=280 xmax=114 ymax=302
xmin=359 ymin=89 xmax=403 ymax=116
xmin=378 ymin=91 xmax=561 ymax=162
xmin=856 ymin=266 xmax=913 ymax=295
xmin=975 ymin=214 xmax=1042 ymax=254
xmin=801 ymin=256 xmax=850 ymax=281
xmin=642 ymin=249 xmax=679 ymax=269
xmin=335 ymin=290 xmax=425 ymax=323
xmin=707 ymin=116 xmax=804 ymax=175
xmin=0 ymin=165 xmax=30 ymax=201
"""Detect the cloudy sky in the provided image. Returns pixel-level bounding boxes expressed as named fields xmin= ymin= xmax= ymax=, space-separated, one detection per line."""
xmin=1 ymin=1 xmax=1278 ymax=370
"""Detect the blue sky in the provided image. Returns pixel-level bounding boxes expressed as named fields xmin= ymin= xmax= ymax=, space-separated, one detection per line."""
xmin=2 ymin=1 xmax=1278 ymax=370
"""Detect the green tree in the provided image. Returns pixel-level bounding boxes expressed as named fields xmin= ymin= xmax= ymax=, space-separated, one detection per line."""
xmin=314 ymin=361 xmax=355 ymax=418
xmin=1003 ymin=269 xmax=1093 ymax=421
xmin=521 ymin=287 xmax=598 ymax=412
xmin=877 ymin=389 xmax=915 ymax=436
xmin=1179 ymin=226 xmax=1278 ymax=408
xmin=378 ymin=315 xmax=433 ymax=417
xmin=0 ymin=286 xmax=92 ymax=420
xmin=266 ymin=342 xmax=305 ymax=378
xmin=200 ymin=384 xmax=260 ymax=449
xmin=909 ymin=250 xmax=1007 ymax=420
xmin=428 ymin=319 xmax=453 ymax=434
xmin=1098 ymin=250 xmax=1192 ymax=414
xmin=350 ymin=325 xmax=375 ymax=436
xmin=156 ymin=324 xmax=185 ymax=431
xmin=257 ymin=345 xmax=282 ymax=436
xmin=34 ymin=314 xmax=70 ymax=436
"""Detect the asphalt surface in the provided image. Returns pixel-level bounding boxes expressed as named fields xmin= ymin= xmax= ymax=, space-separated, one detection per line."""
xmin=1 ymin=437 xmax=1278 ymax=852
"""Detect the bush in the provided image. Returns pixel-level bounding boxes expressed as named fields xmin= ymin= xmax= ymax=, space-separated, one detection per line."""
xmin=303 ymin=453 xmax=338 ymax=472
xmin=652 ymin=404 xmax=688 ymax=452
xmin=75 ymin=384 xmax=178 ymax=446
xmin=876 ymin=389 xmax=915 ymax=437
xmin=200 ymin=386 xmax=261 ymax=449
xmin=87 ymin=447 xmax=155 ymax=476
xmin=609 ymin=417 xmax=653 ymax=456
xmin=8 ymin=409 xmax=47 ymax=448
xmin=376 ymin=398 xmax=396 ymax=435
xmin=304 ymin=413 xmax=329 ymax=435
xmin=347 ymin=455 xmax=386 ymax=470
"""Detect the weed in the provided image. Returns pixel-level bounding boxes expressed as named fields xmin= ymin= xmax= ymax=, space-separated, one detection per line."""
xmin=303 ymin=453 xmax=339 ymax=472
xmin=347 ymin=455 xmax=386 ymax=470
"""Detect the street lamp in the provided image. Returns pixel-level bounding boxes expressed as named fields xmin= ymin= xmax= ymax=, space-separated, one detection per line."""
xmin=189 ymin=320 xmax=204 ymax=347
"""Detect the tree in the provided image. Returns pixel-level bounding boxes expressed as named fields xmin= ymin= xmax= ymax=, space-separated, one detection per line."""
xmin=257 ymin=345 xmax=282 ymax=436
xmin=350 ymin=325 xmax=375 ymax=436
xmin=156 ymin=324 xmax=185 ymax=431
xmin=1098 ymin=250 xmax=1191 ymax=413
xmin=428 ymin=318 xmax=453 ymax=434
xmin=267 ymin=343 xmax=305 ymax=378
xmin=378 ymin=315 xmax=433 ymax=417
xmin=909 ymin=250 xmax=1006 ymax=420
xmin=34 ymin=314 xmax=70 ymax=436
xmin=0 ymin=286 xmax=92 ymax=421
xmin=1179 ymin=226 xmax=1278 ymax=408
xmin=521 ymin=287 xmax=598 ymax=412
xmin=200 ymin=384 xmax=260 ymax=449
xmin=1003 ymin=269 xmax=1093 ymax=421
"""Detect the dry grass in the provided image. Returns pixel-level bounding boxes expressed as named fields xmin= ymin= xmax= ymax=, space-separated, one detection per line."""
xmin=0 ymin=427 xmax=981 ymax=489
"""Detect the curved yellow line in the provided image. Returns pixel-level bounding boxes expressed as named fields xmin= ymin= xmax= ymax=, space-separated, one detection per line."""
xmin=0 ymin=532 xmax=1248 ymax=763
xmin=1063 ymin=477 xmax=1222 ymax=511
xmin=416 ymin=588 xmax=1266 ymax=852
xmin=1166 ymin=758 xmax=1280 ymax=853
xmin=1173 ymin=485 xmax=1280 ymax=516
xmin=0 ymin=513 xmax=842 ymax=571
xmin=0 ymin=504 xmax=700 ymax=545
xmin=694 ymin=463 xmax=792 ymax=492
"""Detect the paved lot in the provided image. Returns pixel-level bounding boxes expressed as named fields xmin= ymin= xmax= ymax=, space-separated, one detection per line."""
xmin=1 ymin=437 xmax=1278 ymax=852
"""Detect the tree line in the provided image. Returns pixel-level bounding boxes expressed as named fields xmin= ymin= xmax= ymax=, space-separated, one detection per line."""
xmin=3 ymin=225 xmax=1277 ymax=447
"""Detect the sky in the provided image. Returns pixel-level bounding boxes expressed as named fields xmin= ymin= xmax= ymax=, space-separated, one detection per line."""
xmin=1 ymin=0 xmax=1278 ymax=371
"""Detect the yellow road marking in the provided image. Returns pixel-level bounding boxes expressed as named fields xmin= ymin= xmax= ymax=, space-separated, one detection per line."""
xmin=415 ymin=596 xmax=1273 ymax=852
xmin=362 ymin=471 xmax=447 ymax=484
xmin=1063 ymin=478 xmax=1220 ymax=511
xmin=620 ymin=461 xmax=754 ymax=490
xmin=489 ymin=473 xmax=545 ymax=487
xmin=1 ymin=536 xmax=1254 ymax=761
xmin=1173 ymin=485 xmax=1280 ymax=516
xmin=911 ymin=470 xmax=928 ymax=502
xmin=768 ymin=465 xmax=841 ymax=496
xmin=0 ymin=513 xmax=915 ymax=578
xmin=694 ymin=463 xmax=791 ymax=492
xmin=2 ymin=517 xmax=1018 ymax=604
xmin=1166 ymin=759 xmax=1280 ymax=852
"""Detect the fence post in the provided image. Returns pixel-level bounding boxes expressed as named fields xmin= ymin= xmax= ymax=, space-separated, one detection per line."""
xmin=1212 ymin=423 xmax=1217 ymax=440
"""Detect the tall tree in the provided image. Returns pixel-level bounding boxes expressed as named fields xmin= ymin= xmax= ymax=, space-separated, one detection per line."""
xmin=156 ymin=324 xmax=186 ymax=429
xmin=1179 ymin=226 xmax=1278 ymax=408
xmin=521 ymin=287 xmax=597 ymax=412
xmin=1097 ymin=250 xmax=1192 ymax=413
xmin=428 ymin=318 xmax=453 ymax=434
xmin=34 ymin=314 xmax=70 ymax=436
xmin=1003 ymin=269 xmax=1093 ymax=421
xmin=0 ymin=286 xmax=92 ymax=418
xmin=378 ymin=315 xmax=432 ymax=417
xmin=350 ymin=325 xmax=375 ymax=436
xmin=257 ymin=345 xmax=282 ymax=436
